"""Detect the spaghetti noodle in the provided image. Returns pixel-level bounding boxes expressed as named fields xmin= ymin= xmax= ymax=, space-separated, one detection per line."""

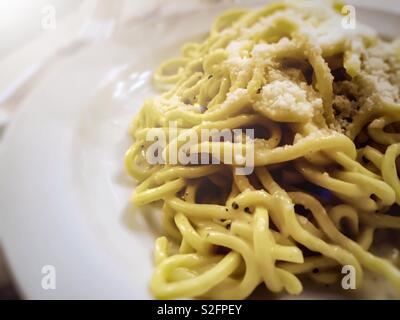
xmin=125 ymin=0 xmax=400 ymax=299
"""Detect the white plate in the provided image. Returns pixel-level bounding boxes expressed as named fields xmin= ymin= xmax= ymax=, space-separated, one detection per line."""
xmin=0 ymin=1 xmax=399 ymax=299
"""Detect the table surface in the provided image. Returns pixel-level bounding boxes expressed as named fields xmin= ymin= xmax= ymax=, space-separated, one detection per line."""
xmin=0 ymin=0 xmax=194 ymax=299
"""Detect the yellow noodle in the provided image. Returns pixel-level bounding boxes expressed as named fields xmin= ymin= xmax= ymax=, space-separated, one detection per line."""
xmin=124 ymin=1 xmax=400 ymax=299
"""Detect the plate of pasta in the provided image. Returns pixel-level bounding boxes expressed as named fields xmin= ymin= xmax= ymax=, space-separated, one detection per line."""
xmin=0 ymin=0 xmax=400 ymax=299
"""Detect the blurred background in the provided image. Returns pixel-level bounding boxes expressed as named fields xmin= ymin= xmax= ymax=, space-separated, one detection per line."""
xmin=0 ymin=0 xmax=81 ymax=298
xmin=0 ymin=0 xmax=79 ymax=60
xmin=0 ymin=0 xmax=232 ymax=300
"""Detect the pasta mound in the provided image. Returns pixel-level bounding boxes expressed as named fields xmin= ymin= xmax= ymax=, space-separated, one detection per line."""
xmin=125 ymin=0 xmax=400 ymax=299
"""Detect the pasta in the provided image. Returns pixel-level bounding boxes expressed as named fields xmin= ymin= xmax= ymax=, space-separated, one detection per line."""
xmin=125 ymin=0 xmax=400 ymax=299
